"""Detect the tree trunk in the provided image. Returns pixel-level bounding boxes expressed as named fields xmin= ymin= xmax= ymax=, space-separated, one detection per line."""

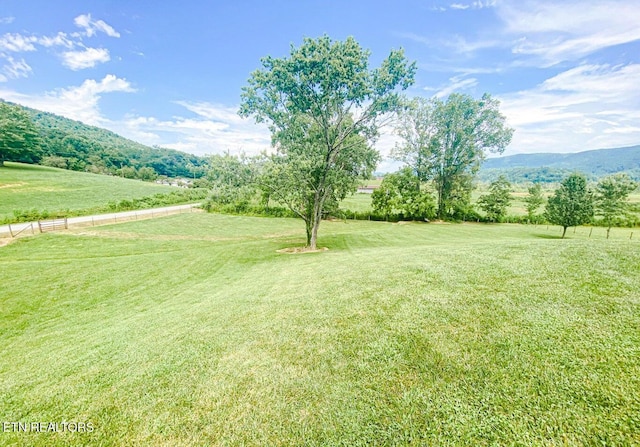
xmin=562 ymin=226 xmax=567 ymax=238
xmin=308 ymin=196 xmax=323 ymax=250
xmin=305 ymin=218 xmax=313 ymax=247
xmin=436 ymin=177 xmax=445 ymax=220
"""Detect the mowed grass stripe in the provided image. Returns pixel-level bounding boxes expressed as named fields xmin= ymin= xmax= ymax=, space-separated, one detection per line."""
xmin=0 ymin=213 xmax=638 ymax=445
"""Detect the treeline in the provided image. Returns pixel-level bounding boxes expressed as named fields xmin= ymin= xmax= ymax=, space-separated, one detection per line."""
xmin=0 ymin=101 xmax=208 ymax=178
xmin=478 ymin=166 xmax=640 ymax=184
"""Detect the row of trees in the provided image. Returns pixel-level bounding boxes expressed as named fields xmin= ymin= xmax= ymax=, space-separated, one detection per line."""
xmin=471 ymin=173 xmax=637 ymax=238
xmin=370 ymin=168 xmax=638 ymax=238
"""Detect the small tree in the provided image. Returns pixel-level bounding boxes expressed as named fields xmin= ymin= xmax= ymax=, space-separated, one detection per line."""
xmin=595 ymin=173 xmax=638 ymax=239
xmin=371 ymin=168 xmax=436 ymax=221
xmin=137 ymin=166 xmax=158 ymax=182
xmin=523 ymin=183 xmax=544 ymax=222
xmin=545 ymin=173 xmax=594 ymax=238
xmin=478 ymin=175 xmax=512 ymax=222
xmin=0 ymin=101 xmax=42 ymax=166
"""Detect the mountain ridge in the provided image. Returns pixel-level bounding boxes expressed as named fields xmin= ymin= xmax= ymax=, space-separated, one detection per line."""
xmin=480 ymin=145 xmax=640 ymax=182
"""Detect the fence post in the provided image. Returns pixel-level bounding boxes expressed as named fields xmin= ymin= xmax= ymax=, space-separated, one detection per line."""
xmin=8 ymin=223 xmax=13 ymax=238
xmin=589 ymin=228 xmax=593 ymax=238
xmin=631 ymin=232 xmax=634 ymax=240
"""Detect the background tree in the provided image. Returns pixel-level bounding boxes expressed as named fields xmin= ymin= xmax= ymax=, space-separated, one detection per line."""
xmin=0 ymin=101 xmax=42 ymax=166
xmin=477 ymin=175 xmax=512 ymax=222
xmin=545 ymin=173 xmax=594 ymax=238
xmin=594 ymin=173 xmax=638 ymax=239
xmin=205 ymin=153 xmax=257 ymax=209
xmin=524 ymin=183 xmax=544 ymax=222
xmin=240 ymin=35 xmax=416 ymax=249
xmin=393 ymin=94 xmax=513 ymax=220
xmin=371 ymin=168 xmax=436 ymax=221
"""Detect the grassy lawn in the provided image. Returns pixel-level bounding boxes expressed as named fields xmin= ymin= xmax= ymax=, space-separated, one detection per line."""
xmin=1 ymin=214 xmax=639 ymax=445
xmin=0 ymin=162 xmax=174 ymax=220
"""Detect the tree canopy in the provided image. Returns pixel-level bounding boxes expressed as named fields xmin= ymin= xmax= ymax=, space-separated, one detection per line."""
xmin=594 ymin=173 xmax=638 ymax=238
xmin=545 ymin=173 xmax=594 ymax=238
xmin=239 ymin=35 xmax=416 ymax=249
xmin=478 ymin=175 xmax=512 ymax=222
xmin=523 ymin=183 xmax=545 ymax=221
xmin=393 ymin=94 xmax=514 ymax=219
xmin=371 ymin=168 xmax=435 ymax=221
xmin=0 ymin=101 xmax=41 ymax=166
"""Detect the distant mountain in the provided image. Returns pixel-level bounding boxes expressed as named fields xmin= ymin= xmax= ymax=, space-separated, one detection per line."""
xmin=3 ymin=101 xmax=207 ymax=178
xmin=479 ymin=145 xmax=640 ymax=183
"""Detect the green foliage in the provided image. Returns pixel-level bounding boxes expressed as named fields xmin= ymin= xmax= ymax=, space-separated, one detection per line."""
xmin=545 ymin=173 xmax=594 ymax=238
xmin=595 ymin=173 xmax=638 ymax=238
xmin=372 ymin=168 xmax=436 ymax=220
xmin=393 ymin=94 xmax=513 ymax=219
xmin=478 ymin=175 xmax=512 ymax=222
xmin=205 ymin=153 xmax=257 ymax=206
xmin=478 ymin=166 xmax=574 ymax=184
xmin=0 ymin=101 xmax=42 ymax=165
xmin=523 ymin=183 xmax=545 ymax=220
xmin=4 ymin=102 xmax=208 ymax=177
xmin=239 ymin=35 xmax=415 ymax=248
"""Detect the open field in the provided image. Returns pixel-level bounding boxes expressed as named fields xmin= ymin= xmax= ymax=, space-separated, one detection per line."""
xmin=1 ymin=214 xmax=639 ymax=445
xmin=0 ymin=162 xmax=174 ymax=221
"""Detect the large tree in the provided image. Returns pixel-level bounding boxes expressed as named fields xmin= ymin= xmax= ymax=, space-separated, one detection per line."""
xmin=0 ymin=101 xmax=41 ymax=166
xmin=239 ymin=36 xmax=416 ymax=249
xmin=545 ymin=173 xmax=594 ymax=238
xmin=594 ymin=173 xmax=638 ymax=239
xmin=393 ymin=94 xmax=513 ymax=219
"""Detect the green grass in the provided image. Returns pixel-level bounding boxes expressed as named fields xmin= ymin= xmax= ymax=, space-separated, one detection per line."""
xmin=1 ymin=214 xmax=639 ymax=445
xmin=0 ymin=162 xmax=174 ymax=220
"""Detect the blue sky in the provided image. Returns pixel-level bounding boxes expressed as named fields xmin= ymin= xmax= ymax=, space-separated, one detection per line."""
xmin=1 ymin=0 xmax=639 ymax=170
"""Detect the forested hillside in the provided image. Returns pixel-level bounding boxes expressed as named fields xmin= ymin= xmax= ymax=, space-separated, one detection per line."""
xmin=1 ymin=101 xmax=207 ymax=178
xmin=480 ymin=145 xmax=640 ymax=183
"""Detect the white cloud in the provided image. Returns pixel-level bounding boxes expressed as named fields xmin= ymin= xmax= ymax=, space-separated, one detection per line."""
xmin=498 ymin=63 xmax=640 ymax=154
xmin=447 ymin=1 xmax=496 ymax=10
xmin=425 ymin=75 xmax=478 ymax=98
xmin=2 ymin=57 xmax=31 ymax=80
xmin=498 ymin=0 xmax=640 ymax=65
xmin=0 ymin=17 xmax=15 ymax=25
xmin=0 ymin=74 xmax=135 ymax=125
xmin=74 ymin=14 xmax=120 ymax=38
xmin=120 ymin=101 xmax=272 ymax=156
xmin=38 ymin=32 xmax=74 ymax=49
xmin=0 ymin=33 xmax=37 ymax=52
xmin=62 ymin=47 xmax=110 ymax=70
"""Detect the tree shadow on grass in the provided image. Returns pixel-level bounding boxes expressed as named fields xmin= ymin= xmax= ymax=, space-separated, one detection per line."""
xmin=533 ymin=233 xmax=564 ymax=239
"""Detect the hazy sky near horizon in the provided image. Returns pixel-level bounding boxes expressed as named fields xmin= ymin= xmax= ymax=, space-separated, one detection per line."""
xmin=1 ymin=0 xmax=639 ymax=170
